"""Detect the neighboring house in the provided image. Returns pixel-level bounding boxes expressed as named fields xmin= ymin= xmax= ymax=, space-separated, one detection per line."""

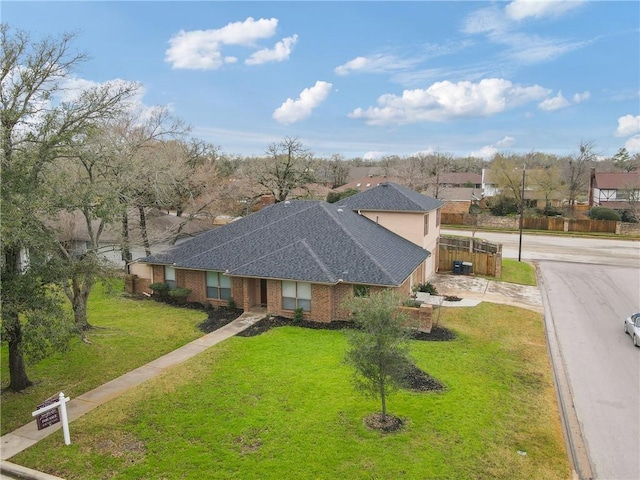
xmin=589 ymin=170 xmax=640 ymax=209
xmin=435 ymin=172 xmax=482 ymax=188
xmin=51 ymin=209 xmax=215 ymax=268
xmin=423 ymin=186 xmax=483 ymax=214
xmin=129 ymin=182 xmax=443 ymax=322
xmin=334 ymin=175 xmax=399 ymax=193
xmin=345 ymin=166 xmax=383 ymax=183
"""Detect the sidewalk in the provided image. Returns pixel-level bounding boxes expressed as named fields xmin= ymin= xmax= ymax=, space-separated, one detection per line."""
xmin=0 ymin=311 xmax=265 ymax=472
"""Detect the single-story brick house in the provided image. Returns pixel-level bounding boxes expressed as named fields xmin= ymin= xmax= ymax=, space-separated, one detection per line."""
xmin=128 ymin=182 xmax=443 ymax=323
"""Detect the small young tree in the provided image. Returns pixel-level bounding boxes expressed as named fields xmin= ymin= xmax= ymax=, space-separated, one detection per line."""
xmin=344 ymin=290 xmax=415 ymax=428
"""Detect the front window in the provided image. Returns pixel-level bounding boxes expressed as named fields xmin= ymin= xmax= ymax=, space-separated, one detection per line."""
xmin=354 ymin=285 xmax=370 ymax=298
xmin=207 ymin=271 xmax=231 ymax=300
xmin=165 ymin=266 xmax=176 ymax=289
xmin=424 ymin=213 xmax=430 ymax=236
xmin=282 ymin=281 xmax=311 ymax=311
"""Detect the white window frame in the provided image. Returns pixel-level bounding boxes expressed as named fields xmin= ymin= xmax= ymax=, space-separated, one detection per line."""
xmin=206 ymin=271 xmax=231 ymax=300
xmin=282 ymin=281 xmax=311 ymax=312
xmin=165 ymin=266 xmax=176 ymax=290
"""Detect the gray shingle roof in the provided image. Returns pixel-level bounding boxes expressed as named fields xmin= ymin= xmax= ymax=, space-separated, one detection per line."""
xmin=142 ymin=200 xmax=429 ymax=286
xmin=339 ymin=182 xmax=443 ymax=212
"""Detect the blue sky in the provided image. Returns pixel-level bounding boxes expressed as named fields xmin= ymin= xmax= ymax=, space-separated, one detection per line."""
xmin=4 ymin=1 xmax=639 ymax=159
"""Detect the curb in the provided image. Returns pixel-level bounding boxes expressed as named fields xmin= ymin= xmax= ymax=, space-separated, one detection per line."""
xmin=0 ymin=461 xmax=65 ymax=480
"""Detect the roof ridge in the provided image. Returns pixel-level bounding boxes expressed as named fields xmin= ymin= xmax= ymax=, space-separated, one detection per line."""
xmin=181 ymin=201 xmax=319 ymax=266
xmin=319 ymin=203 xmax=397 ymax=284
xmin=228 ymin=237 xmax=337 ymax=283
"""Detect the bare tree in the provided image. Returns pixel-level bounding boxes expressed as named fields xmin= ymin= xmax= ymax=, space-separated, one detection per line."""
xmin=564 ymin=140 xmax=597 ymax=206
xmin=254 ymin=137 xmax=315 ymax=202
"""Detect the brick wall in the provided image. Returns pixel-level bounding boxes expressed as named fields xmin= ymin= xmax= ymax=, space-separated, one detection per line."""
xmin=152 ymin=265 xmax=164 ymax=283
xmin=397 ymin=305 xmax=432 ymax=333
xmin=182 ymin=270 xmax=206 ymax=303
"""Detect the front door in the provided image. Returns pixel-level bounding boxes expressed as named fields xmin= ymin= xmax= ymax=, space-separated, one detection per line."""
xmin=260 ymin=279 xmax=267 ymax=306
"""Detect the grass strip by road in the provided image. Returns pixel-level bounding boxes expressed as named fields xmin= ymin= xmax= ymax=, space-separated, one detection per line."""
xmin=499 ymin=259 xmax=537 ymax=286
xmin=0 ymin=282 xmax=207 ymax=435
xmin=11 ymin=302 xmax=569 ymax=479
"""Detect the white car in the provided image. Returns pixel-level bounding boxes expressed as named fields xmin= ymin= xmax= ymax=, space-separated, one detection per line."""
xmin=623 ymin=313 xmax=640 ymax=347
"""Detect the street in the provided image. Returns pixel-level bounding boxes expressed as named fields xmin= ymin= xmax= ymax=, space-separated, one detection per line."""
xmin=443 ymin=229 xmax=640 ymax=480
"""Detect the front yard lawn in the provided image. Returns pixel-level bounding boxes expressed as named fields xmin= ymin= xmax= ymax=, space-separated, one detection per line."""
xmin=10 ymin=302 xmax=569 ymax=479
xmin=0 ymin=282 xmax=207 ymax=435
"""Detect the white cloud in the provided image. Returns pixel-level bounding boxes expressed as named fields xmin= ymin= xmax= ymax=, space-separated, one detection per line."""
xmin=505 ymin=0 xmax=585 ymax=21
xmin=470 ymin=135 xmax=516 ymax=159
xmin=504 ymin=34 xmax=588 ymax=64
xmin=538 ymin=91 xmax=571 ymax=111
xmin=625 ymin=134 xmax=640 ymax=154
xmin=462 ymin=6 xmax=507 ymax=35
xmin=463 ymin=4 xmax=589 ymax=66
xmin=469 ymin=145 xmax=498 ymax=159
xmin=363 ymin=151 xmax=385 ymax=160
xmin=615 ymin=114 xmax=640 ymax=137
xmin=496 ymin=136 xmax=516 ymax=148
xmin=349 ymin=78 xmax=549 ymax=125
xmin=272 ymin=81 xmax=333 ymax=125
xmin=245 ymin=35 xmax=298 ymax=65
xmin=572 ymin=91 xmax=590 ymax=103
xmin=334 ymin=54 xmax=419 ymax=76
xmin=165 ymin=17 xmax=278 ymax=70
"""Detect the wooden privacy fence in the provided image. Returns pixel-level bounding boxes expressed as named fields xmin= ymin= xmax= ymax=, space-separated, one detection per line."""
xmin=441 ymin=213 xmax=619 ymax=234
xmin=438 ymin=235 xmax=502 ymax=277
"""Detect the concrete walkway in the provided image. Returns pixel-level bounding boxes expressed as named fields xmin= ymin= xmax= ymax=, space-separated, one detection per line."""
xmin=0 ymin=311 xmax=265 ymax=474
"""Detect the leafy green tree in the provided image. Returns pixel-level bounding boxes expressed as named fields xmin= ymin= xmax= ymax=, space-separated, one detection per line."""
xmin=344 ymin=290 xmax=414 ymax=423
xmin=1 ymin=25 xmax=138 ymax=390
xmin=612 ymin=147 xmax=639 ymax=172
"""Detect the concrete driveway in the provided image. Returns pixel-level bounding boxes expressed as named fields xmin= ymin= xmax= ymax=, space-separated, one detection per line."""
xmin=429 ymin=272 xmax=543 ymax=313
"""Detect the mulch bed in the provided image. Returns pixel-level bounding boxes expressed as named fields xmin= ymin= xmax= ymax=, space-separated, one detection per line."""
xmin=364 ymin=413 xmax=404 ymax=433
xmin=401 ymin=364 xmax=446 ymax=392
xmin=197 ymin=307 xmax=244 ymax=333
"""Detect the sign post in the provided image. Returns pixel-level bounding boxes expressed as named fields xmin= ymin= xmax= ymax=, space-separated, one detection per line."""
xmin=32 ymin=392 xmax=71 ymax=445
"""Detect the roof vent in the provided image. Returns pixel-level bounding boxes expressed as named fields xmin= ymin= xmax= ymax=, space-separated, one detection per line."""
xmin=337 ymin=208 xmax=344 ymax=213
xmin=284 ymin=200 xmax=291 ymax=205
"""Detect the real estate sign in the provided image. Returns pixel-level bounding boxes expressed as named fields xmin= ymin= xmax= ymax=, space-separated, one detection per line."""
xmin=35 ymin=396 xmax=61 ymax=430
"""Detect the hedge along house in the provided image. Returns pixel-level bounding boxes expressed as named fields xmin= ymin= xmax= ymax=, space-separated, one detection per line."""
xmin=128 ymin=182 xmax=443 ymax=322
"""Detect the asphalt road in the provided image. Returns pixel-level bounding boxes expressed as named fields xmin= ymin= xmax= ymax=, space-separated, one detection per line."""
xmin=540 ymin=262 xmax=640 ymax=480
xmin=443 ymin=229 xmax=640 ymax=479
xmin=441 ymin=228 xmax=639 ymax=267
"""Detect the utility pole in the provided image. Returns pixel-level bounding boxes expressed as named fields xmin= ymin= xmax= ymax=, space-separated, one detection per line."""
xmin=518 ymin=166 xmax=526 ymax=262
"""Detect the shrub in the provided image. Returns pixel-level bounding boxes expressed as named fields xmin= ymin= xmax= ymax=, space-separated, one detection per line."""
xmin=403 ymin=299 xmax=421 ymax=308
xmin=588 ymin=206 xmax=621 ymax=221
xmin=149 ymin=283 xmax=170 ymax=298
xmin=293 ymin=308 xmax=304 ymax=322
xmin=168 ymin=287 xmax=192 ymax=305
xmin=227 ymin=297 xmax=237 ymax=310
xmin=412 ymin=282 xmax=438 ymax=295
xmin=487 ymin=195 xmax=519 ymax=216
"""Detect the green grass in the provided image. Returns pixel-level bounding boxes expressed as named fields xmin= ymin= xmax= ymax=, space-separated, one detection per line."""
xmin=0 ymin=282 xmax=207 ymax=434
xmin=499 ymin=259 xmax=537 ymax=286
xmin=10 ymin=302 xmax=569 ymax=480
